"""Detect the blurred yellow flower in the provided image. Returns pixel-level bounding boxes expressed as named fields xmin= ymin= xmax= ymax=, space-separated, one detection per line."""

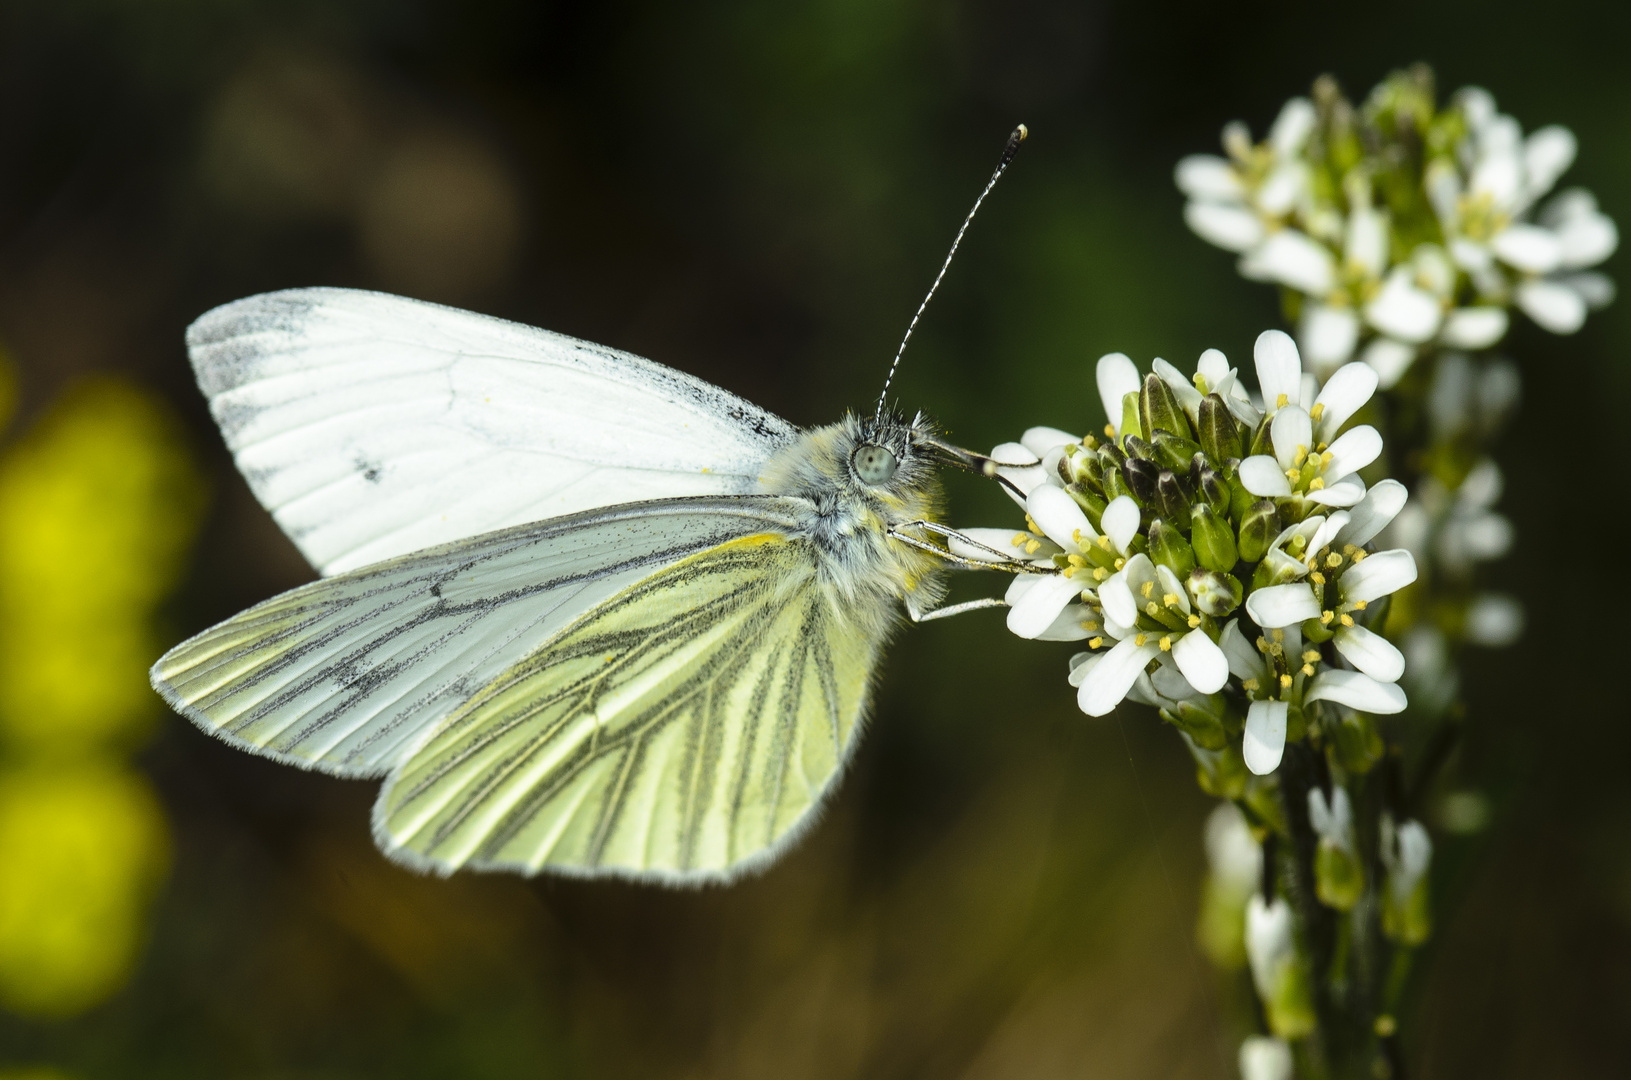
xmin=0 ymin=761 xmax=169 ymax=1017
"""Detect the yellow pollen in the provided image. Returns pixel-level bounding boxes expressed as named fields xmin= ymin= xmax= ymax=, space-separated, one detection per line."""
xmin=1012 ymin=532 xmax=1029 ymax=546
xmin=1141 ymin=581 xmax=1155 ymax=598
xmin=1343 ymin=544 xmax=1357 ymax=555
xmin=1159 ymin=636 xmax=1173 ymax=652
xmin=1302 ymin=650 xmax=1321 ymax=663
xmin=1072 ymin=529 xmax=1083 ymax=544
xmin=1083 ymin=620 xmax=1100 ymax=631
xmin=1255 ymin=638 xmax=1269 ymax=653
xmin=1187 ymin=615 xmax=1201 ymax=628
xmin=1243 ymin=678 xmax=1259 ymax=692
xmin=1068 ymin=554 xmax=1087 ymax=567
xmin=1310 ymin=571 xmax=1326 ymax=585
xmin=1286 ymin=468 xmax=1301 ymax=482
xmin=1310 ymin=402 xmax=1326 ymax=420
xmin=1326 ymin=552 xmax=1343 ymax=567
xmin=1276 ymin=393 xmax=1289 ymax=408
xmin=1098 ymin=535 xmax=1113 ymax=550
xmin=1308 ymin=478 xmax=1325 ymax=490
xmin=1114 ymin=557 xmax=1125 ymax=569
xmin=1273 ymin=629 xmax=1285 ymax=642
xmin=1320 ymin=610 xmax=1335 ymax=625
xmin=1088 ymin=636 xmax=1104 ymax=648
xmin=1062 ymin=567 xmax=1075 ymax=579
xmin=1092 ymin=567 xmax=1109 ymax=581
xmin=1280 ymin=673 xmax=1293 ymax=689
xmin=1104 ymin=424 xmax=1116 ymax=438
xmin=1320 ymin=450 xmax=1333 ymax=466
xmin=1025 ymin=515 xmax=1040 ymax=532
xmin=1302 ymin=663 xmax=1316 ymax=676
xmin=1354 ymin=599 xmax=1368 ymax=610
xmin=1352 ymin=550 xmax=1367 ymax=562
xmin=1162 ymin=592 xmax=1179 ymax=607
xmin=1025 ymin=540 xmax=1041 ymax=554
xmin=1340 ymin=613 xmax=1355 ymax=626
xmin=1146 ymin=601 xmax=1161 ymax=616
xmin=1315 ymin=442 xmax=1328 ymax=453
xmin=1294 ymin=446 xmax=1309 ymax=467
xmin=1134 ymin=634 xmax=1147 ymax=646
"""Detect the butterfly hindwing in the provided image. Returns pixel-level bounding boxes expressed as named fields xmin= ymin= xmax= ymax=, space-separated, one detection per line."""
xmin=374 ymin=531 xmax=883 ymax=883
xmin=150 ymin=498 xmax=808 ymax=779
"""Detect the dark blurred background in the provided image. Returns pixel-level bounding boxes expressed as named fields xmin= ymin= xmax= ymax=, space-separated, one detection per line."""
xmin=0 ymin=1 xmax=1626 ymax=1076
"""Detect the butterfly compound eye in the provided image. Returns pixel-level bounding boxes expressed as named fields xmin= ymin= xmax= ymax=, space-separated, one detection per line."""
xmin=852 ymin=444 xmax=898 ymax=484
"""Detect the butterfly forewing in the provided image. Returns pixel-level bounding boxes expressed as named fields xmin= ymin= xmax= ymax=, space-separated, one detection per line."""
xmin=151 ymin=499 xmax=808 ymax=780
xmin=376 ymin=533 xmax=881 ymax=882
xmin=189 ymin=288 xmax=797 ymax=575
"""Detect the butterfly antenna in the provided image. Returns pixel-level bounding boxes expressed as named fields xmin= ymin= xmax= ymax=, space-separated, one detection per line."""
xmin=874 ymin=124 xmax=1028 ymax=425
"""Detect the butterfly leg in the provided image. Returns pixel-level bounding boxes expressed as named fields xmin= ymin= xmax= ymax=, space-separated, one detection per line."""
xmin=907 ymin=596 xmax=1009 ymax=623
xmin=887 ymin=520 xmax=1046 ymax=574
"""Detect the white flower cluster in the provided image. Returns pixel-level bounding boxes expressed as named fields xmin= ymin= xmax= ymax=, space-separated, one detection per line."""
xmin=957 ymin=332 xmax=1420 ymax=774
xmin=1176 ymin=82 xmax=1617 ymax=388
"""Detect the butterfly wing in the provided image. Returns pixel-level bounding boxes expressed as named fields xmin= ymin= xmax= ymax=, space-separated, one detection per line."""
xmin=374 ymin=529 xmax=882 ymax=883
xmin=150 ymin=498 xmax=810 ymax=780
xmin=188 ymin=288 xmax=798 ymax=575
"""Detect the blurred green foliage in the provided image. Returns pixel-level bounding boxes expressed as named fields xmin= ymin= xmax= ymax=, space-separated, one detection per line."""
xmin=0 ymin=0 xmax=1625 ymax=1076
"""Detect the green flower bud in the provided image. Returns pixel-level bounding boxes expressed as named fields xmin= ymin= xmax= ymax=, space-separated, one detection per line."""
xmin=1199 ymin=467 xmax=1231 ymax=517
xmin=1065 ymin=483 xmax=1107 ymax=531
xmin=1155 ymin=469 xmax=1192 ymax=522
xmin=1119 ymin=390 xmax=1143 ymax=442
xmin=1315 ymin=842 xmax=1364 ymax=911
xmin=1153 ymin=430 xmax=1204 ymax=471
xmin=1197 ymin=393 xmax=1242 ymax=464
xmin=1122 ymin=434 xmax=1157 ymax=461
xmin=1165 ymin=701 xmax=1228 ymax=751
xmin=1140 ymin=373 xmax=1193 ymax=442
xmin=1185 ymin=737 xmax=1248 ymax=799
xmin=1103 ymin=465 xmax=1135 ymax=504
xmin=1238 ymin=499 xmax=1279 ymax=562
xmin=1122 ymin=457 xmax=1160 ymax=504
xmin=1328 ymin=711 xmax=1383 ymax=774
xmin=1187 ymin=567 xmax=1243 ymax=616
xmin=1097 ymin=440 xmax=1126 ymax=470
xmin=1248 ymin=415 xmax=1276 ymax=458
xmin=1148 ymin=518 xmax=1196 ymax=577
xmin=1190 ymin=504 xmax=1239 ymax=572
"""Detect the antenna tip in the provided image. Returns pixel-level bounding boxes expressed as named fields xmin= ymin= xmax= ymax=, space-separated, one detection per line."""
xmin=1001 ymin=124 xmax=1028 ymax=164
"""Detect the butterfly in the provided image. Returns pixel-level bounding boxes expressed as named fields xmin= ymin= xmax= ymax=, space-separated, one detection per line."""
xmin=151 ymin=128 xmax=1031 ymax=884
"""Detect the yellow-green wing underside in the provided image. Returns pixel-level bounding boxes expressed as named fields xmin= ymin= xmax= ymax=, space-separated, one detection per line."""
xmin=376 ymin=532 xmax=880 ymax=882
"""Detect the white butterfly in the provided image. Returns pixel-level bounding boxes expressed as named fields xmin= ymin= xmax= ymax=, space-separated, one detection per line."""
xmin=152 ymin=130 xmax=1031 ymax=885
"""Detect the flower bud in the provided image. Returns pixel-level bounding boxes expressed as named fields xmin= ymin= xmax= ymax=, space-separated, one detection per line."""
xmin=1248 ymin=415 xmax=1275 ymax=458
xmin=1238 ymin=500 xmax=1279 ymax=562
xmin=1164 ymin=702 xmax=1227 ymax=751
xmin=1187 ymin=567 xmax=1243 ymax=616
xmin=1190 ymin=504 xmax=1239 ymax=572
xmin=1310 ymin=788 xmax=1363 ymax=911
xmin=1120 ymin=391 xmax=1143 ymax=442
xmin=1141 ymin=373 xmax=1193 ymax=442
xmin=1198 ymin=465 xmax=1231 ymax=517
xmin=1328 ymin=711 xmax=1384 ymax=773
xmin=1155 ymin=469 xmax=1192 ymax=522
xmin=1122 ymin=457 xmax=1160 ymax=504
xmin=1065 ymin=483 xmax=1107 ymax=530
xmin=1148 ymin=519 xmax=1196 ymax=577
xmin=1247 ymin=895 xmax=1316 ymax=1038
xmin=1198 ymin=393 xmax=1242 ymax=464
xmin=1153 ymin=430 xmax=1204 ymax=471
xmin=1381 ymin=817 xmax=1433 ymax=945
xmin=1122 ymin=433 xmax=1157 ymax=461
xmin=1102 ymin=464 xmax=1135 ymax=504
xmin=1097 ymin=440 xmax=1126 ymax=470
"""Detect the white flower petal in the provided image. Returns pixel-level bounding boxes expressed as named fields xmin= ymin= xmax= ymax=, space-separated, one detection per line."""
xmin=1557 ymin=271 xmax=1616 ymax=309
xmin=1308 ymin=365 xmax=1377 ymax=448
xmin=1306 ymin=476 xmax=1366 ymax=507
xmin=1021 ymin=426 xmax=1079 ymax=456
xmin=1244 ymin=700 xmax=1289 ymax=775
xmin=1076 ymin=638 xmax=1162 ymax=717
xmin=1365 ymin=269 xmax=1443 ymax=343
xmin=1345 ymin=205 xmax=1389 ymax=278
xmin=1492 ymin=223 xmax=1564 ymax=274
xmin=1197 ymin=347 xmax=1232 ymax=388
xmin=948 ymin=527 xmax=1038 ymax=563
xmin=1360 ymin=337 xmax=1417 ymax=390
xmin=1006 ymin=574 xmax=1084 ymax=639
xmin=1102 ymin=494 xmax=1141 ymax=555
xmin=1299 ymin=305 xmax=1360 ymax=373
xmin=1516 ymin=278 xmax=1588 ymax=333
xmin=1464 ymin=593 xmax=1524 ymax=647
xmin=1305 ymin=669 xmax=1407 ymax=714
xmin=1458 ymin=458 xmax=1503 ymax=510
xmin=1150 ymin=659 xmax=1197 ymax=703
xmin=1245 ymin=583 xmax=1321 ymax=629
xmin=1097 ymin=570 xmax=1138 ymax=629
xmin=1067 ymin=651 xmax=1098 ymax=687
xmin=1269 ymin=406 xmax=1313 ymax=472
xmin=1153 ymin=358 xmax=1204 ymax=421
xmin=1219 ymin=619 xmax=1264 ymax=682
xmin=1336 ymin=479 xmax=1407 ymax=549
xmin=1306 ymin=512 xmax=1351 ymax=558
xmin=1322 ymin=425 xmax=1382 ymax=484
xmin=1440 ymin=306 xmax=1510 ymax=349
xmin=1333 ymin=625 xmax=1406 ymax=682
xmin=1241 ymin=231 xmax=1336 ymax=295
xmin=1185 ymin=202 xmax=1266 ymax=253
xmin=1173 ymin=631 xmax=1229 ymax=694
xmin=1096 ymin=352 xmax=1141 ymax=432
xmin=990 ymin=441 xmax=1045 ymax=504
xmin=1256 ymin=162 xmax=1307 ymax=217
xmin=1270 ymin=97 xmax=1316 ymax=155
xmin=1239 ymin=455 xmax=1292 ymax=498
xmin=1472 ymin=146 xmax=1522 ymax=209
xmin=1340 ymin=549 xmax=1418 ymax=604
xmin=1156 ymin=563 xmax=1192 ymax=615
xmin=1026 ymin=484 xmax=1091 ymax=551
xmin=1556 ymin=211 xmax=1619 ymax=269
xmin=1254 ymin=329 xmax=1304 ymax=412
xmin=1036 ymin=602 xmax=1096 ymax=642
xmin=1240 ymin=1037 xmax=1294 ymax=1080
xmin=1175 ymin=154 xmax=1245 ymax=201
xmin=1523 ymin=125 xmax=1577 ymax=201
